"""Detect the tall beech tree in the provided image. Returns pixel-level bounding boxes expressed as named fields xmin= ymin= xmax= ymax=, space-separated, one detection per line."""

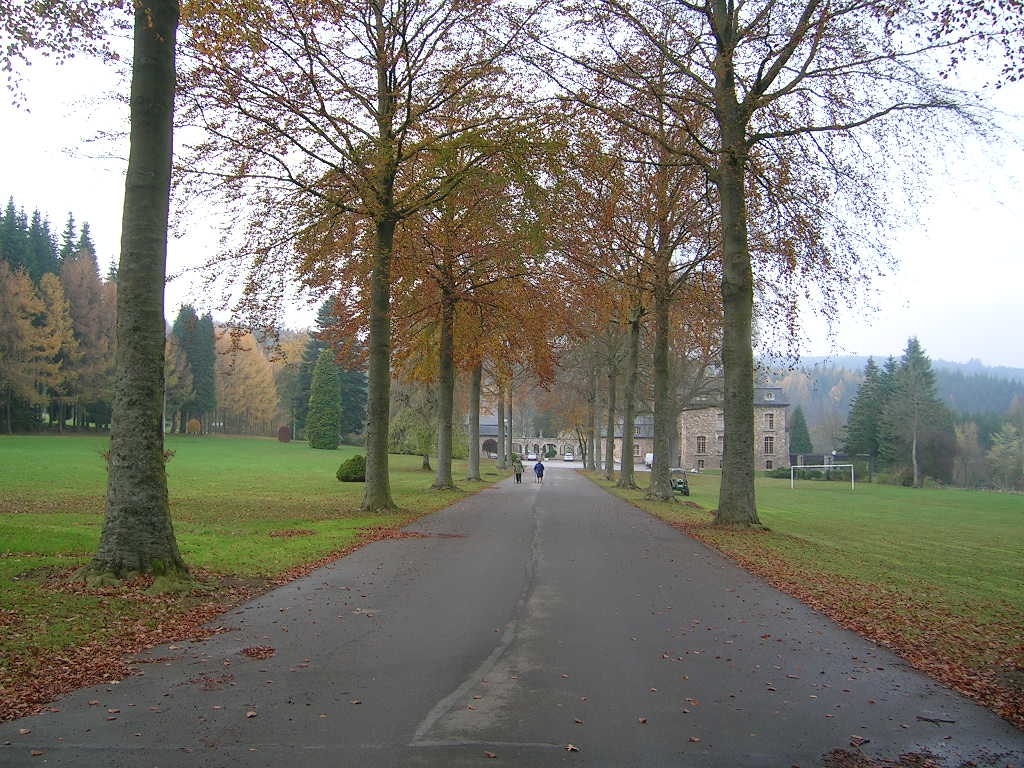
xmin=88 ymin=0 xmax=188 ymax=584
xmin=180 ymin=0 xmax=535 ymax=512
xmin=545 ymin=0 xmax=969 ymax=524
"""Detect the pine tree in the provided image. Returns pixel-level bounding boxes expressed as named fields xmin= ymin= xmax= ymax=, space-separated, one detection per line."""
xmin=306 ymin=348 xmax=341 ymax=449
xmin=845 ymin=358 xmax=884 ymax=464
xmin=789 ymin=405 xmax=813 ymax=455
xmin=28 ymin=210 xmax=58 ymax=281
xmin=882 ymin=338 xmax=952 ymax=487
xmin=58 ymin=213 xmax=77 ymax=263
xmin=170 ymin=306 xmax=216 ymax=430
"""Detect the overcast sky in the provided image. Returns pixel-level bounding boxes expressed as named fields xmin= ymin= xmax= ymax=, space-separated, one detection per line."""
xmin=2 ymin=53 xmax=1022 ymax=369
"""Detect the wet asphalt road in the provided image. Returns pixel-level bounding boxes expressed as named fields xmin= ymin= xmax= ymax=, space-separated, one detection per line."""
xmin=1 ymin=468 xmax=1021 ymax=766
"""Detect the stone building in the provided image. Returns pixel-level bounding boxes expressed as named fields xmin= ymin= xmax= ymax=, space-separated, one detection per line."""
xmin=679 ymin=387 xmax=790 ymax=472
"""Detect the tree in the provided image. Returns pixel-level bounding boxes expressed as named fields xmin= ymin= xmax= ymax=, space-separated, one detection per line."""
xmin=0 ymin=261 xmax=48 ymax=432
xmin=789 ymin=406 xmax=813 ymax=456
xmin=60 ymin=234 xmax=114 ymax=426
xmin=214 ymin=328 xmax=278 ymax=434
xmin=170 ymin=305 xmax=216 ymax=431
xmin=987 ymin=423 xmax=1024 ymax=491
xmin=87 ymin=0 xmax=188 ymax=584
xmin=845 ymin=358 xmax=884 ymax=469
xmin=37 ymin=272 xmax=81 ymax=430
xmin=164 ymin=332 xmax=194 ymax=433
xmin=883 ymin=338 xmax=953 ymax=487
xmin=180 ymin=0 xmax=536 ymax=512
xmin=306 ymin=348 xmax=342 ymax=450
xmin=545 ymin=0 xmax=970 ymax=524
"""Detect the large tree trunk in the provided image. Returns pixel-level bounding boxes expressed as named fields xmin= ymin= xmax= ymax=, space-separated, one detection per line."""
xmin=616 ymin=307 xmax=642 ymax=489
xmin=712 ymin=11 xmax=760 ymax=527
xmin=505 ymin=386 xmax=513 ymax=465
xmin=586 ymin=363 xmax=598 ymax=471
xmin=604 ymin=365 xmax=617 ymax=480
xmin=466 ymin=361 xmax=482 ymax=481
xmin=496 ymin=381 xmax=507 ymax=469
xmin=361 ymin=217 xmax=397 ymax=512
xmin=88 ymin=0 xmax=188 ymax=583
xmin=432 ymin=293 xmax=456 ymax=489
xmin=649 ymin=231 xmax=674 ymax=500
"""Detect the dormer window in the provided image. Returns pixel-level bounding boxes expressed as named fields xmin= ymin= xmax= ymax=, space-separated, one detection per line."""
xmin=764 ymin=392 xmax=775 ymax=401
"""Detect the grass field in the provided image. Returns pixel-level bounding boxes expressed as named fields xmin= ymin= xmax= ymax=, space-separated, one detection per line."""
xmin=595 ymin=470 xmax=1024 ymax=727
xmin=0 ymin=434 xmax=504 ymax=719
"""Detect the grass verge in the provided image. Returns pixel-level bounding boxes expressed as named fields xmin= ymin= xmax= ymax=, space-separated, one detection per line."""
xmin=0 ymin=434 xmax=505 ymax=720
xmin=589 ymin=471 xmax=1024 ymax=729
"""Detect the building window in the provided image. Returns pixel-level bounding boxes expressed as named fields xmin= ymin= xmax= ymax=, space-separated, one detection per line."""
xmin=764 ymin=412 xmax=774 ymax=430
xmin=634 ymin=425 xmax=641 ymax=436
xmin=716 ymin=413 xmax=724 ymax=429
xmin=696 ymin=435 xmax=707 ymax=455
xmin=764 ymin=435 xmax=775 ymax=455
xmin=717 ymin=434 xmax=724 ymax=454
xmin=697 ymin=459 xmax=705 ymax=470
xmin=766 ymin=459 xmax=774 ymax=470
xmin=633 ymin=443 xmax=641 ymax=456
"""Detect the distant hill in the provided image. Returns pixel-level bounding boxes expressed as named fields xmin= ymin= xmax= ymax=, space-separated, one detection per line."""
xmin=765 ymin=356 xmax=1024 ymax=451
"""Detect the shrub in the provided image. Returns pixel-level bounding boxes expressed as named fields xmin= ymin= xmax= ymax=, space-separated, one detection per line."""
xmin=767 ymin=467 xmax=791 ymax=479
xmin=277 ymin=425 xmax=292 ymax=443
xmin=336 ymin=454 xmax=366 ymax=482
xmin=186 ymin=418 xmax=202 ymax=435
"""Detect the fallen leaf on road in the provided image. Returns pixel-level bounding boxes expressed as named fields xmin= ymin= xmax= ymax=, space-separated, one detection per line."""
xmin=689 ymin=736 xmax=701 ymax=743
xmin=245 ymin=711 xmax=257 ymax=718
xmin=484 ymin=751 xmax=497 ymax=758
xmin=18 ymin=729 xmax=30 ymax=735
xmin=30 ymin=750 xmax=43 ymax=757
xmin=575 ymin=719 xmax=584 ymax=724
xmin=638 ymin=717 xmax=648 ymax=724
xmin=350 ymin=700 xmax=362 ymax=705
xmin=565 ymin=744 xmax=580 ymax=752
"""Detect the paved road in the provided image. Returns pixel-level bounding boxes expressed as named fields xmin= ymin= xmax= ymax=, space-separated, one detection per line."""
xmin=2 ymin=470 xmax=1021 ymax=766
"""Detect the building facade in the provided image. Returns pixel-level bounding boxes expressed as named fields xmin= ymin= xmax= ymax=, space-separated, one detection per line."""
xmin=678 ymin=387 xmax=790 ymax=472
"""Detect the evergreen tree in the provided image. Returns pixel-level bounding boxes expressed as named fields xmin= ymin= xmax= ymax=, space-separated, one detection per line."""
xmin=882 ymin=338 xmax=953 ymax=487
xmin=28 ymin=210 xmax=58 ymax=281
xmin=845 ymin=358 xmax=884 ymax=463
xmin=789 ymin=405 xmax=813 ymax=455
xmin=306 ymin=348 xmax=341 ymax=450
xmin=37 ymin=273 xmax=81 ymax=430
xmin=170 ymin=305 xmax=216 ymax=430
xmin=0 ymin=199 xmax=31 ymax=276
xmin=293 ymin=298 xmax=366 ymax=440
xmin=76 ymin=222 xmax=96 ymax=258
xmin=58 ymin=213 xmax=77 ymax=263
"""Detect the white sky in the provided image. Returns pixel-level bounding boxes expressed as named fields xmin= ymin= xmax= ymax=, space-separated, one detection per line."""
xmin=2 ymin=54 xmax=1022 ymax=368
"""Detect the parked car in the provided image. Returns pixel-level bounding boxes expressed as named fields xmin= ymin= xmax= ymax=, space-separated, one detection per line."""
xmin=564 ymin=452 xmax=574 ymax=461
xmin=644 ymin=453 xmax=654 ymax=468
xmin=526 ymin=452 xmax=538 ymax=460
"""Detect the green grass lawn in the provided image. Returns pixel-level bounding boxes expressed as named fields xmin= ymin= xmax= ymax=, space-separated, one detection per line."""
xmin=0 ymin=434 xmax=505 ymax=718
xmin=594 ymin=470 xmax=1024 ymax=726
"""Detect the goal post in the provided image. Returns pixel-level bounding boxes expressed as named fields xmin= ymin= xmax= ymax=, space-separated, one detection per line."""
xmin=790 ymin=464 xmax=855 ymax=490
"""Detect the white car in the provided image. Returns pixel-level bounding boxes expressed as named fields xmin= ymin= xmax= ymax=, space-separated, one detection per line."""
xmin=526 ymin=452 xmax=538 ymax=461
xmin=563 ymin=452 xmax=574 ymax=461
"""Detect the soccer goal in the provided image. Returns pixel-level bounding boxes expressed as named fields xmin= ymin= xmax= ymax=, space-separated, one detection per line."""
xmin=790 ymin=464 xmax=855 ymax=490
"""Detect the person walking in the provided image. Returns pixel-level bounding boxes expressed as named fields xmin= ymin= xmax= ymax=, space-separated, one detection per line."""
xmin=511 ymin=454 xmax=524 ymax=484
xmin=534 ymin=459 xmax=545 ymax=484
